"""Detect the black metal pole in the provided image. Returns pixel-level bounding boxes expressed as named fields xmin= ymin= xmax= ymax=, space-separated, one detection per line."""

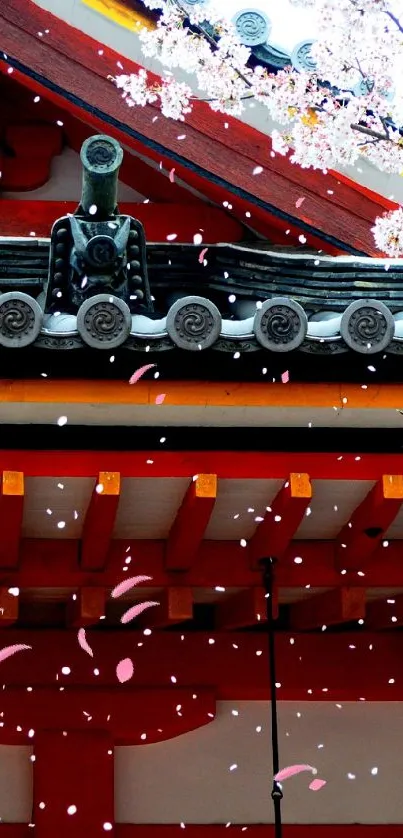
xmin=258 ymin=557 xmax=283 ymax=838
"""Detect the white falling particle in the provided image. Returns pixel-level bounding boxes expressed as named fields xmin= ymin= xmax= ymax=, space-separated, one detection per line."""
xmin=8 ymin=588 xmax=19 ymax=597
xmin=388 ymin=678 xmax=395 ymax=684
xmin=229 ymin=294 xmax=236 ymax=303
xmin=94 ymin=669 xmax=100 ymax=676
xmin=347 ymin=773 xmax=356 ymax=780
xmin=294 ymin=557 xmax=303 ymax=564
xmin=171 ymin=675 xmax=177 ymax=684
xmin=245 ymin=211 xmax=251 ymax=218
xmin=57 ymin=482 xmax=64 ymax=490
xmin=208 ymin=638 xmax=215 ymax=645
xmin=387 ymin=599 xmax=396 ymax=604
xmin=229 ymin=764 xmax=238 ymax=771
xmin=140 ymin=733 xmax=147 ymax=740
xmin=103 ymin=825 xmax=113 ymax=832
xmin=96 ymin=484 xmax=104 ymax=494
xmin=28 ymin=728 xmax=35 ymax=738
xmin=167 ymin=233 xmax=177 ymax=241
xmin=253 ymin=166 xmax=263 ymax=175
xmin=57 ymin=521 xmax=66 ymax=530
xmin=57 ymin=416 xmax=67 ymax=426
xmin=322 ymin=624 xmax=327 ymax=631
xmin=89 ymin=205 xmax=97 ymax=215
xmin=256 ymin=650 xmax=263 ymax=657
xmin=275 ymin=682 xmax=281 ymax=688
xmin=67 ymin=805 xmax=77 ymax=815
xmin=180 ymin=823 xmax=186 ymax=829
xmin=256 ymin=725 xmax=262 ymax=733
xmin=39 ymin=802 xmax=46 ymax=810
xmin=234 ymin=352 xmax=240 ymax=359
xmin=240 ymin=538 xmax=247 ymax=547
xmin=61 ymin=666 xmax=71 ymax=675
xmin=371 ymin=767 xmax=378 ymax=776
xmin=290 ymin=638 xmax=295 ymax=645
xmin=306 ymin=507 xmax=312 ymax=516
xmin=368 ymin=365 xmax=376 ymax=372
xmin=298 ymin=235 xmax=307 ymax=244
xmin=383 ymin=540 xmax=389 ymax=547
xmin=215 ymin=586 xmax=226 ymax=592
xmin=231 ymin=709 xmax=239 ymax=716
xmin=144 ymin=628 xmax=152 ymax=636
xmin=160 ymin=437 xmax=166 ymax=444
xmin=232 ymin=643 xmax=238 ymax=649
xmin=274 ymin=515 xmax=282 ymax=522
xmin=193 ymin=233 xmax=203 ymax=245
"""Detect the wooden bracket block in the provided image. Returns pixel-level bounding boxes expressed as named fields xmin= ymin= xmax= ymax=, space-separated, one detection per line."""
xmin=289 ymin=587 xmax=366 ymax=631
xmin=66 ymin=587 xmax=106 ymax=628
xmin=134 ymin=587 xmax=193 ymax=628
xmin=0 ymin=588 xmax=19 ymax=626
xmin=215 ymin=587 xmax=273 ymax=630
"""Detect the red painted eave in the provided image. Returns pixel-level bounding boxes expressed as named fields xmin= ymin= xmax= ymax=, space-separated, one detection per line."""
xmin=0 ymin=0 xmax=393 ymax=255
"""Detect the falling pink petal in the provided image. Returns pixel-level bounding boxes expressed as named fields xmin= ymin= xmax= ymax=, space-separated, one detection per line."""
xmin=295 ymin=197 xmax=306 ymax=208
xmin=129 ymin=364 xmax=156 ymax=384
xmin=111 ymin=575 xmax=152 ymax=599
xmin=121 ymin=600 xmax=160 ymax=624
xmin=77 ymin=628 xmax=94 ymax=658
xmin=275 ymin=764 xmax=316 ymax=782
xmin=281 ymin=370 xmax=290 ymax=384
xmin=309 ymin=779 xmax=327 ymax=791
xmin=169 ymin=168 xmax=176 ymax=183
xmin=116 ymin=657 xmax=134 ymax=683
xmin=199 ymin=247 xmax=208 ymax=264
xmin=155 ymin=393 xmax=166 ymax=405
xmin=0 ymin=644 xmax=31 ymax=664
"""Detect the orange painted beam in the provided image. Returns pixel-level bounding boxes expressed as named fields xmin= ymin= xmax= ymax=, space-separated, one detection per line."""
xmin=80 ymin=472 xmax=120 ymax=571
xmin=165 ymin=475 xmax=217 ymax=571
xmin=249 ymin=473 xmax=312 ymax=566
xmin=289 ymin=587 xmax=366 ymax=631
xmin=3 ymin=379 xmax=403 ymax=411
xmin=215 ymin=587 xmax=273 ymax=630
xmin=135 ymin=586 xmax=193 ymax=628
xmin=335 ymin=475 xmax=403 ymax=572
xmin=365 ymin=593 xmax=403 ymax=630
xmin=66 ymin=587 xmax=106 ymax=627
xmin=0 ymin=471 xmax=24 ymax=569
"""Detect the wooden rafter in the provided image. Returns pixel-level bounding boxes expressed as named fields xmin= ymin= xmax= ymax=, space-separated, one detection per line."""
xmin=249 ymin=473 xmax=311 ymax=566
xmin=0 ymin=471 xmax=24 ymax=569
xmin=80 ymin=472 xmax=120 ymax=571
xmin=289 ymin=587 xmax=366 ymax=631
xmin=165 ymin=475 xmax=217 ymax=571
xmin=335 ymin=475 xmax=403 ymax=571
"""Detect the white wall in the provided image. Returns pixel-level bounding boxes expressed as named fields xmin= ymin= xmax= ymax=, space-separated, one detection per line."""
xmin=115 ymin=700 xmax=403 ymax=824
xmin=3 ymin=702 xmax=403 ymax=824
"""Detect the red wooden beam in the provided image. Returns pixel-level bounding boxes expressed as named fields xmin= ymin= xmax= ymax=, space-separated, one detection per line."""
xmin=0 ymin=471 xmax=24 ymax=569
xmin=365 ymin=593 xmax=403 ymax=630
xmin=0 ymin=0 xmax=387 ymax=255
xmin=2 ymin=536 xmax=403 ymax=591
xmin=335 ymin=475 xmax=403 ymax=572
xmin=0 ymin=200 xmax=245 ymax=241
xmin=249 ymin=473 xmax=312 ymax=566
xmin=66 ymin=587 xmax=106 ymax=627
xmin=4 ymin=449 xmax=403 ymax=480
xmin=0 ymin=629 xmax=402 ymax=701
xmin=134 ymin=586 xmax=193 ymax=628
xmin=215 ymin=587 xmax=272 ymax=630
xmin=165 ymin=475 xmax=217 ymax=571
xmin=289 ymin=587 xmax=366 ymax=631
xmin=80 ymin=472 xmax=120 ymax=571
